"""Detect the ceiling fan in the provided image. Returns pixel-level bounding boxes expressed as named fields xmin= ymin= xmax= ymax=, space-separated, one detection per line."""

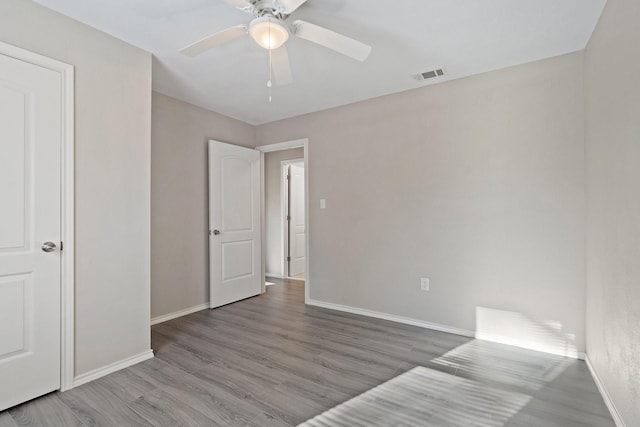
xmin=179 ymin=0 xmax=372 ymax=86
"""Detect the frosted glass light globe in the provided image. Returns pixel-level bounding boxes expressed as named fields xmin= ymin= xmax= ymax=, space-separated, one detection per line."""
xmin=249 ymin=17 xmax=289 ymax=50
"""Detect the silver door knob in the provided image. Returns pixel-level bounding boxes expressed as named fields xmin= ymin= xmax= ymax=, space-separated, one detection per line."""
xmin=212 ymin=229 xmax=221 ymax=235
xmin=42 ymin=242 xmax=57 ymax=252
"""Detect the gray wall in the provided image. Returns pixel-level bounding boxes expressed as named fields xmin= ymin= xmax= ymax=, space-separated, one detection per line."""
xmin=151 ymin=92 xmax=255 ymax=318
xmin=149 ymin=16 xmax=640 ymax=420
xmin=0 ymin=0 xmax=152 ymax=375
xmin=265 ymin=148 xmax=305 ymax=277
xmin=256 ymin=53 xmax=587 ymax=353
xmin=584 ymin=0 xmax=640 ymax=423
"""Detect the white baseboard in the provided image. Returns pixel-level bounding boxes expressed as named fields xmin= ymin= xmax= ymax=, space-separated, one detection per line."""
xmin=266 ymin=273 xmax=284 ymax=279
xmin=307 ymin=299 xmax=586 ymax=360
xmin=476 ymin=332 xmax=585 ymax=360
xmin=72 ymin=350 xmax=154 ymax=388
xmin=306 ymin=299 xmax=475 ymax=338
xmin=586 ymin=356 xmax=627 ymax=427
xmin=266 ymin=273 xmax=305 ymax=282
xmin=151 ymin=303 xmax=209 ymax=326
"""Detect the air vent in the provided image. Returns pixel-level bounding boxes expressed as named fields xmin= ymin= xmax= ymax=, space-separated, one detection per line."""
xmin=414 ymin=68 xmax=446 ymax=82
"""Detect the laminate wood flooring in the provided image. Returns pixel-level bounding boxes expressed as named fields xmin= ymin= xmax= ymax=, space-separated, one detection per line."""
xmin=1 ymin=278 xmax=615 ymax=426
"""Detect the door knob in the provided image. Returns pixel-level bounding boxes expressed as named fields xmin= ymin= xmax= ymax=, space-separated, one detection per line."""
xmin=41 ymin=242 xmax=57 ymax=252
xmin=212 ymin=229 xmax=221 ymax=235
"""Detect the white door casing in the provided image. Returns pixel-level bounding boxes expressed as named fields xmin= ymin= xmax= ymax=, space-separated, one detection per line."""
xmin=208 ymin=140 xmax=262 ymax=308
xmin=255 ymin=138 xmax=309 ymax=303
xmin=289 ymin=163 xmax=305 ymax=277
xmin=0 ymin=52 xmax=62 ymax=410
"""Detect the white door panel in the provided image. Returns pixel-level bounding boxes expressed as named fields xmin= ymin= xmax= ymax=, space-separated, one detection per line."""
xmin=0 ymin=276 xmax=30 ymax=356
xmin=289 ymin=164 xmax=305 ymax=276
xmin=221 ymin=157 xmax=253 ymax=232
xmin=221 ymin=240 xmax=254 ymax=280
xmin=209 ymin=141 xmax=262 ymax=308
xmin=0 ymin=84 xmax=28 ymax=250
xmin=0 ymin=53 xmax=62 ymax=410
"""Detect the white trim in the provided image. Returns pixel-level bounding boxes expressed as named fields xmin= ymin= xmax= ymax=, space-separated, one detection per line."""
xmin=281 ymin=161 xmax=288 ymax=278
xmin=476 ymin=331 xmax=585 ymax=360
xmin=256 ymin=138 xmax=310 ymax=304
xmin=0 ymin=41 xmax=76 ymax=392
xmin=150 ymin=303 xmax=210 ymax=326
xmin=307 ymin=299 xmax=587 ymax=360
xmin=586 ymin=356 xmax=627 ymax=427
xmin=0 ymin=41 xmax=73 ymax=71
xmin=73 ymin=350 xmax=154 ymax=388
xmin=307 ymin=299 xmax=475 ymax=338
xmin=60 ymin=57 xmax=75 ymax=393
xmin=266 ymin=273 xmax=284 ymax=279
xmin=303 ymin=141 xmax=309 ymax=304
xmin=260 ymin=151 xmax=266 ymax=293
xmin=255 ymin=138 xmax=306 ymax=152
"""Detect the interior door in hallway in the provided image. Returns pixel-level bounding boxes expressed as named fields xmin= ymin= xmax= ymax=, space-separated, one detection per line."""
xmin=289 ymin=163 xmax=305 ymax=277
xmin=0 ymin=52 xmax=62 ymax=410
xmin=208 ymin=140 xmax=262 ymax=308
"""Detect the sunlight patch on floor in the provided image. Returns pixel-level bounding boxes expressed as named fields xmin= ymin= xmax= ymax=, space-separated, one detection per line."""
xmin=298 ymin=366 xmax=531 ymax=427
xmin=431 ymin=340 xmax=571 ymax=392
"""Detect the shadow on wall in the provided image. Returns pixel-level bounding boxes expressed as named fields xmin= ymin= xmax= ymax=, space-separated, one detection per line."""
xmin=475 ymin=307 xmax=578 ymax=358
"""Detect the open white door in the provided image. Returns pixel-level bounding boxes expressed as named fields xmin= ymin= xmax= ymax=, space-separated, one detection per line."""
xmin=208 ymin=140 xmax=262 ymax=308
xmin=289 ymin=163 xmax=306 ymax=277
xmin=0 ymin=52 xmax=62 ymax=410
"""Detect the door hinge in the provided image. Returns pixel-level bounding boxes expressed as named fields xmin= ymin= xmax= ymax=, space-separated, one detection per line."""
xmin=287 ymin=256 xmax=291 ymax=262
xmin=287 ymin=215 xmax=291 ymax=221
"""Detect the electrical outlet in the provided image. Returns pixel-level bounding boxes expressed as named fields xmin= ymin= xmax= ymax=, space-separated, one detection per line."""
xmin=420 ymin=278 xmax=430 ymax=291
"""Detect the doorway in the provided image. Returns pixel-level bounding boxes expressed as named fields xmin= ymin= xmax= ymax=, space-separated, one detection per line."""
xmin=282 ymin=160 xmax=305 ymax=280
xmin=256 ymin=139 xmax=310 ymax=302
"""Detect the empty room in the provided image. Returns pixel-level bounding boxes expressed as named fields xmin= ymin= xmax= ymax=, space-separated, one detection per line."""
xmin=0 ymin=0 xmax=638 ymax=425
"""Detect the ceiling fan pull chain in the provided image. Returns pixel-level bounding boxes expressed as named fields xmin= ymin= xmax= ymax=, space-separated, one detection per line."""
xmin=267 ymin=22 xmax=273 ymax=103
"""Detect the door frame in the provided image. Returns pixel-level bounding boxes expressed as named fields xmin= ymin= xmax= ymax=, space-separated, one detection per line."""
xmin=280 ymin=159 xmax=304 ymax=280
xmin=255 ymin=139 xmax=310 ymax=303
xmin=0 ymin=41 xmax=75 ymax=391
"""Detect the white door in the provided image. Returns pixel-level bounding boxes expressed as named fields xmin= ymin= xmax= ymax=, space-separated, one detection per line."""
xmin=208 ymin=140 xmax=262 ymax=308
xmin=289 ymin=164 xmax=305 ymax=277
xmin=0 ymin=53 xmax=62 ymax=410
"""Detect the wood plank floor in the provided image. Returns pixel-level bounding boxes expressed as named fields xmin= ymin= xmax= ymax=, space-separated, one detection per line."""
xmin=1 ymin=278 xmax=615 ymax=426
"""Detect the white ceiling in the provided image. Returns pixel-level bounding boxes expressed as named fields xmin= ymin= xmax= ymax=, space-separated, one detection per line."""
xmin=34 ymin=0 xmax=606 ymax=125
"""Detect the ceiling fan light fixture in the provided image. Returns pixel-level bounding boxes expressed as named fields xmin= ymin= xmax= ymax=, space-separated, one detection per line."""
xmin=249 ymin=17 xmax=289 ymax=50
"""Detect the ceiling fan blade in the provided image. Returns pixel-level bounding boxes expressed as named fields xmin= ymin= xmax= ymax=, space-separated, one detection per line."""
xmin=277 ymin=0 xmax=309 ymax=14
xmin=271 ymin=46 xmax=293 ymax=86
xmin=179 ymin=25 xmax=248 ymax=57
xmin=292 ymin=20 xmax=372 ymax=62
xmin=221 ymin=0 xmax=251 ymax=9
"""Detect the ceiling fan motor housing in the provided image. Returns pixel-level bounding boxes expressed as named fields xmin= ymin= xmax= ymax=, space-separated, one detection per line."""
xmin=250 ymin=0 xmax=289 ymax=18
